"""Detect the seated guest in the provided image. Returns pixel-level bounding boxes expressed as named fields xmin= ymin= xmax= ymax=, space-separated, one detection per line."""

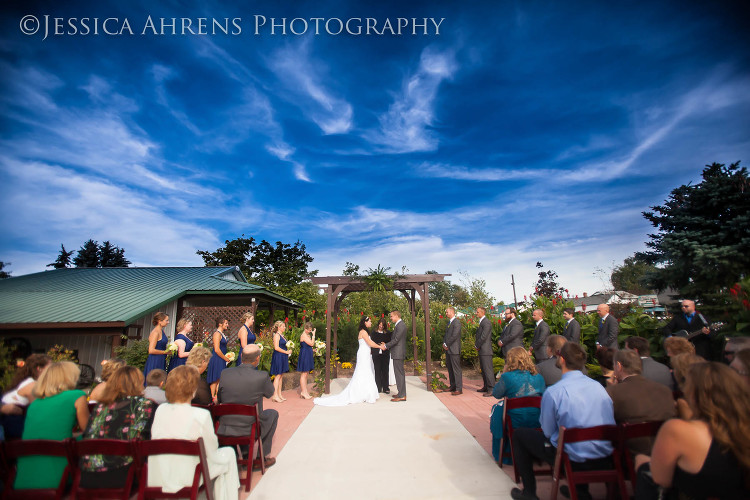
xmin=536 ymin=335 xmax=567 ymax=386
xmin=664 ymin=336 xmax=695 ymax=361
xmin=624 ymin=336 xmax=673 ymax=389
xmin=671 ymin=352 xmax=706 ymax=392
xmin=606 ymin=349 xmax=675 ymax=456
xmin=635 ymin=363 xmax=750 ymax=499
xmin=149 ymin=366 xmax=240 ymax=500
xmin=511 ymin=343 xmax=615 ymax=500
xmin=730 ymin=348 xmax=750 ymax=387
xmin=186 ymin=346 xmax=212 ymax=405
xmin=81 ymin=366 xmax=156 ymax=488
xmin=14 ymin=361 xmax=90 ymax=490
xmin=217 ymin=344 xmax=278 ymax=468
xmin=722 ymin=336 xmax=750 ymax=365
xmin=89 ymin=358 xmax=126 ymax=402
xmin=491 ymin=347 xmax=546 ymax=463
xmin=594 ymin=347 xmax=616 ymax=387
xmin=1 ymin=353 xmax=51 ymax=438
xmin=144 ymin=369 xmax=167 ymax=405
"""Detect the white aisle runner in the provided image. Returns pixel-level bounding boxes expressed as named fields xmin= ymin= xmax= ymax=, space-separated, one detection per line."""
xmin=247 ymin=376 xmax=516 ymax=499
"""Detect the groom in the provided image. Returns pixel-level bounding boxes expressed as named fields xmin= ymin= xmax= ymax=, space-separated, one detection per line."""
xmin=383 ymin=310 xmax=407 ymax=402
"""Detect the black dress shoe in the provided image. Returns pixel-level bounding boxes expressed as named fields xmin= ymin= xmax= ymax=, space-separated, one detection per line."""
xmin=477 ymin=387 xmax=488 ymax=393
xmin=510 ymin=488 xmax=539 ymax=500
xmin=384 ymin=389 xmax=390 ymax=394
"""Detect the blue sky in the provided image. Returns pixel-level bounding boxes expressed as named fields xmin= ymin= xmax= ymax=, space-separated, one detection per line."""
xmin=1 ymin=0 xmax=748 ymax=302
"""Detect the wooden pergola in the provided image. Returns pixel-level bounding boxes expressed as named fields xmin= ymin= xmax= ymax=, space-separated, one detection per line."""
xmin=309 ymin=273 xmax=450 ymax=393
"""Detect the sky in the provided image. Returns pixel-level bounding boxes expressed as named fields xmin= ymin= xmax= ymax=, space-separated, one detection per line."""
xmin=1 ymin=0 xmax=748 ymax=303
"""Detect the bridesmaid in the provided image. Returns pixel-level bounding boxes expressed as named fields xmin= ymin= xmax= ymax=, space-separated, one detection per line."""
xmin=206 ymin=317 xmax=231 ymax=400
xmin=235 ymin=312 xmax=256 ymax=367
xmin=143 ymin=312 xmax=169 ymax=384
xmin=167 ymin=318 xmax=195 ymax=372
xmin=297 ymin=322 xmax=315 ymax=399
xmin=270 ymin=321 xmax=291 ymax=403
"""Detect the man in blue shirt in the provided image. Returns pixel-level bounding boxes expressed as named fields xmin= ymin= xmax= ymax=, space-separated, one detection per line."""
xmin=511 ymin=342 xmax=615 ymax=500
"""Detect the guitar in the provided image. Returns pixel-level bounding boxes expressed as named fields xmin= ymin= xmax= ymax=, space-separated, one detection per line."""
xmin=671 ymin=319 xmax=723 ymax=341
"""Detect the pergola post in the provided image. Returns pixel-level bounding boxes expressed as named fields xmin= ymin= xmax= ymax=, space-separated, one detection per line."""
xmin=324 ymin=284 xmax=333 ymax=394
xmin=423 ymin=282 xmax=432 ymax=388
xmin=410 ymin=289 xmax=418 ymax=374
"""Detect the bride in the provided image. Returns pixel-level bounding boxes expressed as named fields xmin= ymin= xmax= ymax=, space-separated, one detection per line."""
xmin=314 ymin=316 xmax=381 ymax=406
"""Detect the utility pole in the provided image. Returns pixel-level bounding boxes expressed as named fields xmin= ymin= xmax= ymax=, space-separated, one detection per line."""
xmin=511 ymin=274 xmax=518 ymax=308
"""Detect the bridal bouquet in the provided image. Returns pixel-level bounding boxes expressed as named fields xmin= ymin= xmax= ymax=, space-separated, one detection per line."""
xmin=226 ymin=351 xmax=236 ymax=363
xmin=255 ymin=342 xmax=264 ymax=351
xmin=314 ymin=340 xmax=326 ymax=357
xmin=194 ymin=342 xmax=203 ymax=348
xmin=286 ymin=341 xmax=295 ymax=351
xmin=166 ymin=342 xmax=178 ymax=353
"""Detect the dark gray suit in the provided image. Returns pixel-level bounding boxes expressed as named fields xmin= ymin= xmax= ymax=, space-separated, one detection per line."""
xmin=386 ymin=319 xmax=407 ymax=397
xmin=499 ymin=317 xmax=524 ymax=357
xmin=217 ymin=364 xmax=278 ymax=458
xmin=640 ymin=357 xmax=674 ymax=390
xmin=443 ymin=317 xmax=462 ymax=391
xmin=531 ymin=320 xmax=551 ymax=361
xmin=536 ymin=357 xmax=562 ymax=386
xmin=474 ymin=316 xmax=494 ymax=390
xmin=564 ymin=318 xmax=581 ymax=344
xmin=598 ymin=315 xmax=619 ymax=350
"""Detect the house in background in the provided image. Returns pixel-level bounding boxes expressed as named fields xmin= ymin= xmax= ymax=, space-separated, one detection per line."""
xmin=0 ymin=266 xmax=302 ymax=374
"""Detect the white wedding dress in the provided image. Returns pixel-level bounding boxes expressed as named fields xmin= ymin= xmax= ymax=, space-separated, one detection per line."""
xmin=314 ymin=338 xmax=380 ymax=406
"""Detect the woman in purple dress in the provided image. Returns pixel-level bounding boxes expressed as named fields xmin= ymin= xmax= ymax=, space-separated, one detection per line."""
xmin=143 ymin=312 xmax=169 ymax=384
xmin=297 ymin=322 xmax=315 ymax=399
xmin=270 ymin=321 xmax=291 ymax=403
xmin=168 ymin=318 xmax=195 ymax=372
xmin=235 ymin=312 xmax=256 ymax=367
xmin=206 ymin=317 xmax=231 ymax=400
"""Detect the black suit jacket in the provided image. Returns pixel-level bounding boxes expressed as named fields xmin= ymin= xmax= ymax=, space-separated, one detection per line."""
xmin=371 ymin=330 xmax=392 ymax=355
xmin=531 ymin=320 xmax=551 ymax=360
xmin=597 ymin=315 xmax=619 ymax=349
xmin=499 ymin=318 xmax=523 ymax=357
xmin=564 ymin=318 xmax=581 ymax=344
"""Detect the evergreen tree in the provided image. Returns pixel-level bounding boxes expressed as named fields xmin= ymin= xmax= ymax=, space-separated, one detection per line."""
xmin=637 ymin=162 xmax=750 ymax=306
xmin=0 ymin=262 xmax=10 ymax=279
xmin=47 ymin=244 xmax=74 ymax=269
xmin=99 ymin=241 xmax=131 ymax=267
xmin=72 ymin=239 xmax=101 ymax=268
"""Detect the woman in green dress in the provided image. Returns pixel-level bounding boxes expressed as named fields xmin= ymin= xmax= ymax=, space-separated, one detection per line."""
xmin=14 ymin=361 xmax=90 ymax=490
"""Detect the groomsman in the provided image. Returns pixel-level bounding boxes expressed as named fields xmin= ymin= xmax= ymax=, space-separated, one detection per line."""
xmin=474 ymin=307 xmax=494 ymax=396
xmin=562 ymin=308 xmax=581 ymax=344
xmin=497 ymin=308 xmax=523 ymax=357
xmin=597 ymin=304 xmax=619 ymax=350
xmin=385 ymin=310 xmax=407 ymax=402
xmin=441 ymin=307 xmax=463 ymax=395
xmin=530 ymin=309 xmax=551 ymax=362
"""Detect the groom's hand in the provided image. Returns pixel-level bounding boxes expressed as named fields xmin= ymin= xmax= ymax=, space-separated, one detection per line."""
xmin=380 ymin=342 xmax=387 ymax=350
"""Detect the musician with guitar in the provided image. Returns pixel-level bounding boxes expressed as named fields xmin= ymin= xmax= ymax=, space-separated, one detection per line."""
xmin=662 ymin=300 xmax=712 ymax=359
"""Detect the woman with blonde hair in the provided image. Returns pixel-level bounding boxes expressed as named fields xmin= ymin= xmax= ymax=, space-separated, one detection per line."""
xmin=14 ymin=361 xmax=90 ymax=490
xmin=236 ymin=312 xmax=256 ymax=367
xmin=80 ymin=366 xmax=156 ymax=488
xmin=167 ymin=318 xmax=195 ymax=371
xmin=144 ymin=312 xmax=170 ymax=383
xmin=664 ymin=336 xmax=696 ymax=359
xmin=206 ymin=317 xmax=232 ymax=400
xmin=635 ymin=362 xmax=750 ymax=498
xmin=88 ymin=358 xmax=126 ymax=402
xmin=149 ymin=365 xmax=239 ymax=500
xmin=490 ymin=347 xmax=546 ymax=463
xmin=270 ymin=320 xmax=292 ymax=403
xmin=186 ymin=346 xmax=213 ymax=405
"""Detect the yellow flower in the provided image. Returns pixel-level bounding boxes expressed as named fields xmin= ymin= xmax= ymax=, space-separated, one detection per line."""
xmin=341 ymin=362 xmax=353 ymax=369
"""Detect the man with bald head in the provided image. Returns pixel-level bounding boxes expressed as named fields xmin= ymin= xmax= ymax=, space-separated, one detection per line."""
xmin=663 ymin=299 xmax=712 ymax=359
xmin=218 ymin=344 xmax=278 ymax=468
xmin=596 ymin=304 xmax=619 ymax=351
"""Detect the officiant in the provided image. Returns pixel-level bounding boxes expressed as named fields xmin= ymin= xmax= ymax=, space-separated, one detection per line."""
xmin=371 ymin=317 xmax=392 ymax=394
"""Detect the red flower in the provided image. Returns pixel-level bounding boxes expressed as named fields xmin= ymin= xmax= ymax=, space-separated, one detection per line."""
xmin=313 ymin=310 xmax=316 ymax=314
xmin=439 ymin=315 xmax=443 ymax=319
xmin=361 ymin=311 xmax=364 ymax=315
xmin=552 ymin=299 xmax=557 ymax=306
xmin=303 ymin=310 xmax=306 ymax=313
xmin=524 ymin=295 xmax=527 ymax=301
xmin=565 ymin=289 xmax=569 ymax=293
xmin=497 ymin=319 xmax=502 ymax=324
xmin=743 ymin=299 xmax=750 ymax=309
xmin=582 ymin=304 xmax=587 ymax=311
xmin=284 ymin=317 xmax=289 ymax=322
xmin=381 ymin=313 xmax=384 ymax=317
xmin=730 ymin=288 xmax=738 ymax=296
xmin=575 ymin=295 xmax=578 ymax=299
xmin=490 ymin=306 xmax=494 ymax=310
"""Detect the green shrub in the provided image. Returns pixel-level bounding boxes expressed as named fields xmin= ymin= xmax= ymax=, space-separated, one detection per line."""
xmin=114 ymin=338 xmax=149 ymax=370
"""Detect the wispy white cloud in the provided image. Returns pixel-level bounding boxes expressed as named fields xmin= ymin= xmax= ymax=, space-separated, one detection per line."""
xmin=268 ymin=38 xmax=353 ymax=135
xmin=364 ymin=46 xmax=457 ymax=153
xmin=417 ymin=162 xmax=554 ymax=181
xmin=0 ymin=158 xmax=219 ymax=275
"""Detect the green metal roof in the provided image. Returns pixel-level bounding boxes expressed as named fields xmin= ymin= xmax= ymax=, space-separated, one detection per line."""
xmin=0 ymin=267 xmax=302 ymax=326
